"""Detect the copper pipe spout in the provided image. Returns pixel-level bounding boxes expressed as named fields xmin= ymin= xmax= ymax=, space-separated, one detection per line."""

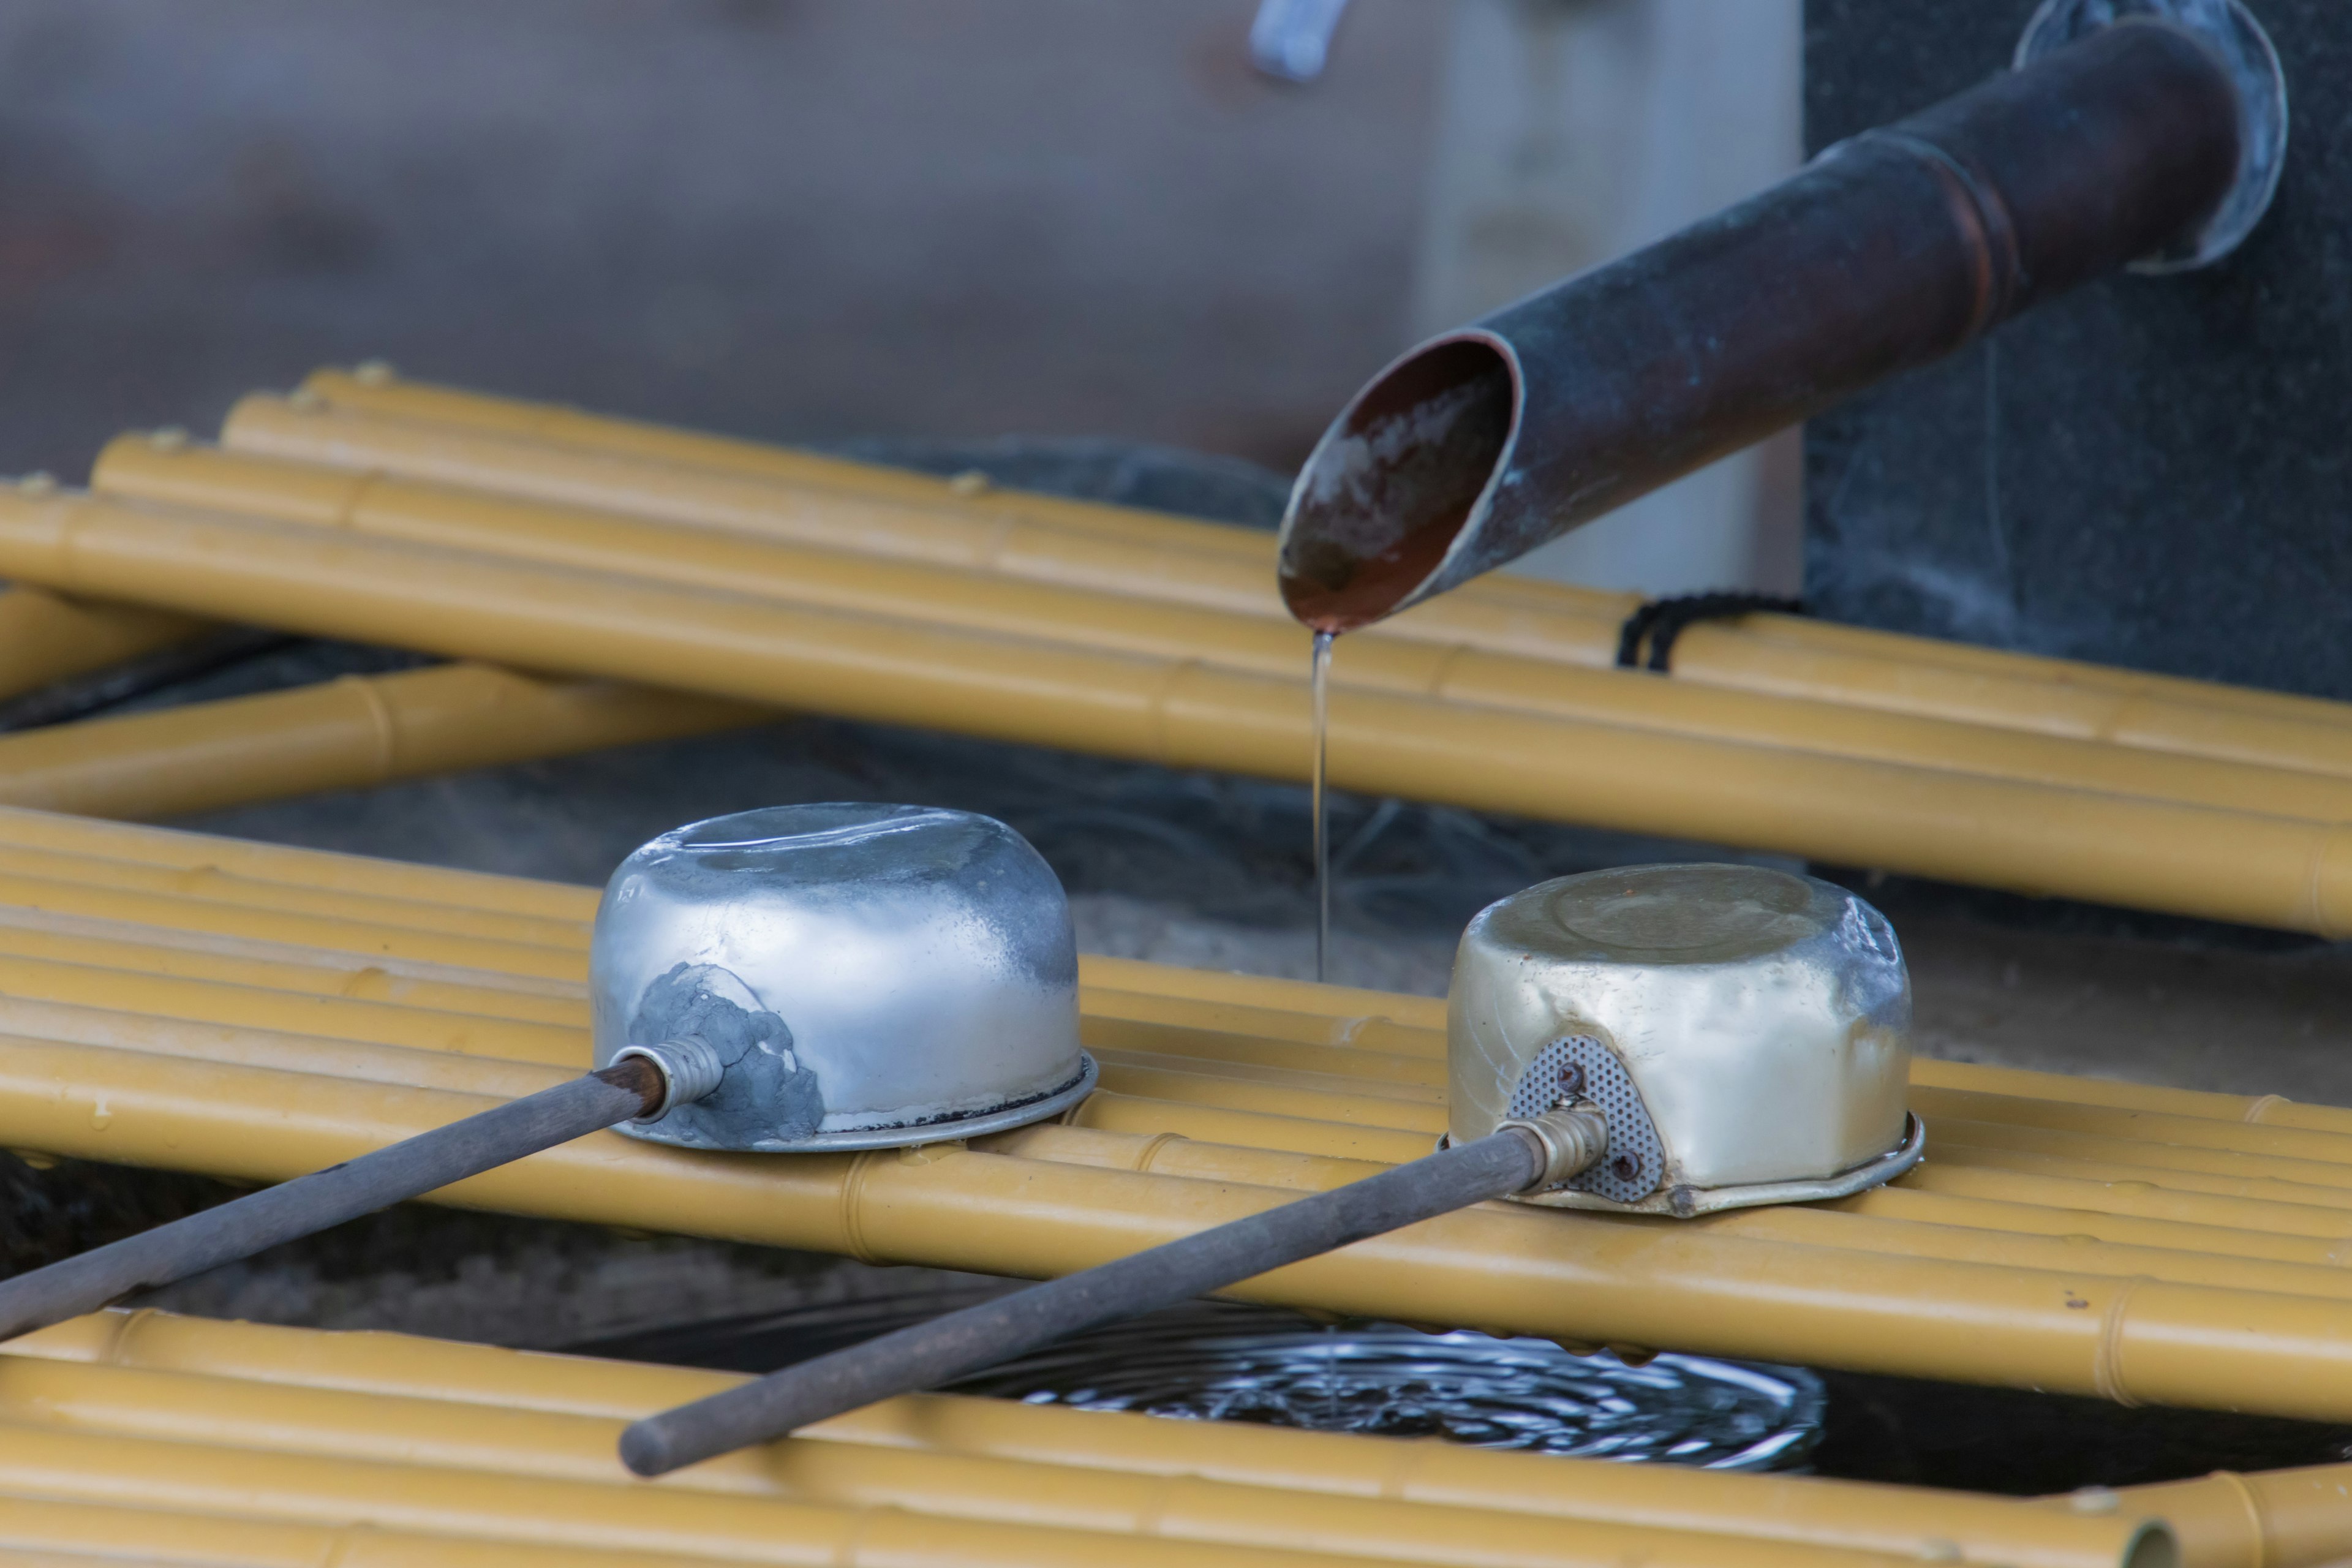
xmin=1278 ymin=18 xmax=2256 ymax=631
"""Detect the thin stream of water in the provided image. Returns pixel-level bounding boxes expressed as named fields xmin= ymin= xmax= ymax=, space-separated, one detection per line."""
xmin=1309 ymin=629 xmax=1335 ymax=982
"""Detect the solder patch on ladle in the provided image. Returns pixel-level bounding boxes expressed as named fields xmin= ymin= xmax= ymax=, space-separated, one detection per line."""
xmin=1507 ymin=1036 xmax=1663 ymax=1205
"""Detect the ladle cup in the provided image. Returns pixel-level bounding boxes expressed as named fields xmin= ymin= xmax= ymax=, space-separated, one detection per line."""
xmin=620 ymin=862 xmax=1921 ymax=1476
xmin=0 ymin=803 xmax=1093 ymax=1345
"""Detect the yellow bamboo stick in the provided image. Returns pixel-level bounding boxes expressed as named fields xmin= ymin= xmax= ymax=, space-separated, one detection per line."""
xmin=0 ymin=1493 xmax=750 ymax=1568
xmin=0 ymin=1359 xmax=1937 ymax=1568
xmin=236 ymin=374 xmax=2352 ymax=777
xmin=0 ymin=660 xmax=763 ymax=821
xmin=0 ymin=1495 xmax=371 ymax=1568
xmin=1895 ymin=1158 xmax=2352 ymax=1239
xmin=1849 ymin=1174 xmax=2352 ymax=1259
xmin=13 ymin=771 xmax=2352 ymax=1166
xmin=15 ymin=485 xmax=2352 ymax=936
xmin=0 ymin=796 xmax=599 ymax=922
xmin=20 ymin=907 xmax=2352 ymax=1281
xmin=1090 ymin=968 xmax=2352 ymax=1146
xmin=93 ymin=439 xmax=2352 ymax=824
xmin=1911 ymin=1085 xmax=2352 ymax=1166
xmin=0 ymin=799 xmax=2345 ymax=1501
xmin=3 ymin=1309 xmax=2176 ymax=1568
xmin=4 ymin=799 xmax=2352 ymax=1438
xmin=0 ymin=1422 xmax=1427 ymax=1568
xmin=0 ymin=583 xmax=211 ymax=703
xmin=11 ymin=799 xmax=2352 ymax=1150
xmin=1926 ymin=1137 xmax=2352 ymax=1215
xmin=0 ymin=861 xmax=585 ymax=981
xmin=11 ymin=911 xmax=2352 ymax=1283
xmin=1014 ymin=1120 xmax=2352 ymax=1283
xmin=272 ymin=368 xmax=2352 ymax=732
xmin=0 ymin=837 xmax=582 ymax=951
xmin=1014 ymin=1117 xmax=2352 ymax=1298
xmin=1088 ymin=1057 xmax=1442 ymax=1131
xmin=15 ymin=1036 xmax=2352 ymax=1425
xmin=0 ymin=943 xmax=583 ymax=1066
xmin=0 ymin=916 xmax=587 ymax=1026
xmin=0 ymin=995 xmax=567 ymax=1100
xmin=1082 ymin=1018 xmax=1440 ymax=1089
xmin=2090 ymin=1463 xmax=2352 ymax=1568
xmin=1931 ymin=1117 xmax=2352 ymax=1193
xmin=0 ymin=901 xmax=580 ymax=1006
xmin=287 ymin=367 xmax=1285 ymax=553
xmin=1079 ymin=954 xmax=1447 ymax=1027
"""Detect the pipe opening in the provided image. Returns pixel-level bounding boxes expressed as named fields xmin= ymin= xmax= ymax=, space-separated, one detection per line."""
xmin=1278 ymin=336 xmax=1516 ymax=631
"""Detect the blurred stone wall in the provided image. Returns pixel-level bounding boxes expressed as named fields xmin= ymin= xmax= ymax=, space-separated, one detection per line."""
xmin=0 ymin=0 xmax=1440 ymax=477
xmin=1413 ymin=0 xmax=1805 ymax=596
xmin=1805 ymin=0 xmax=2352 ymax=697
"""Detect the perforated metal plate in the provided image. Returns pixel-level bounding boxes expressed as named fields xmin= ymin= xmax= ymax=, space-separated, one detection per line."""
xmin=1507 ymin=1035 xmax=1663 ymax=1204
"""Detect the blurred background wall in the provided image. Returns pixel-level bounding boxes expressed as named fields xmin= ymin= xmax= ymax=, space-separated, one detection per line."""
xmin=0 ymin=0 xmax=1801 ymax=593
xmin=1412 ymin=0 xmax=1803 ymax=595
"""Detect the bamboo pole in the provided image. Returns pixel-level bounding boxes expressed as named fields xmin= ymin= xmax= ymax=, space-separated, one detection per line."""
xmin=0 ymin=584 xmax=210 ymax=705
xmin=1008 ymin=1120 xmax=2352 ymax=1286
xmin=1926 ymin=1137 xmax=2352 ymax=1216
xmin=15 ymin=486 xmax=2352 ymax=937
xmin=92 ymin=439 xmax=2352 ymax=824
xmin=0 ymin=944 xmax=586 ymax=1067
xmin=0 ymin=861 xmax=586 ymax=981
xmin=258 ymin=376 xmax=1287 ymax=564
xmin=1077 ymin=956 xmax=1447 ymax=1035
xmin=17 ymin=1039 xmax=2352 ymax=1425
xmin=231 ymin=375 xmax=2352 ymax=777
xmin=270 ymin=368 xmax=2352 ymax=736
xmin=0 ymin=660 xmax=763 ymax=821
xmin=0 ymin=994 xmax=570 ymax=1099
xmin=0 ymin=1493 xmax=749 ymax=1568
xmin=25 ymin=916 xmax=2352 ymax=1284
xmin=1085 ymin=967 xmax=2352 ymax=1147
xmin=1 ymin=1309 xmax=2175 ymax=1568
xmin=1929 ymin=1116 xmax=2352 ymax=1194
xmin=10 ymin=796 xmax=2352 ymax=1150
xmin=12 ymin=794 xmax=2352 ymax=1433
xmin=0 ymin=1422 xmax=1437 ymax=1568
xmin=4 ymin=818 xmax=2352 ymax=1444
xmin=2092 ymin=1464 xmax=2352 ymax=1568
xmin=0 ymin=916 xmax=587 ymax=1025
xmin=0 ymin=837 xmax=584 ymax=951
xmin=0 ymin=1360 xmax=1923 ymax=1568
xmin=0 ymin=899 xmax=581 ymax=1002
xmin=0 ymin=797 xmax=601 ymax=922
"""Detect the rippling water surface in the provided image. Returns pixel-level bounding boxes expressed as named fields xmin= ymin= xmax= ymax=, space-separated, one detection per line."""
xmin=951 ymin=1304 xmax=1823 ymax=1470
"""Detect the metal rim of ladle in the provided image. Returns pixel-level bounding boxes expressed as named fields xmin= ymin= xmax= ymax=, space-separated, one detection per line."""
xmin=723 ymin=1052 xmax=1102 ymax=1153
xmin=1515 ymin=1114 xmax=1928 ymax=1218
xmin=1435 ymin=1113 xmax=1928 ymax=1219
